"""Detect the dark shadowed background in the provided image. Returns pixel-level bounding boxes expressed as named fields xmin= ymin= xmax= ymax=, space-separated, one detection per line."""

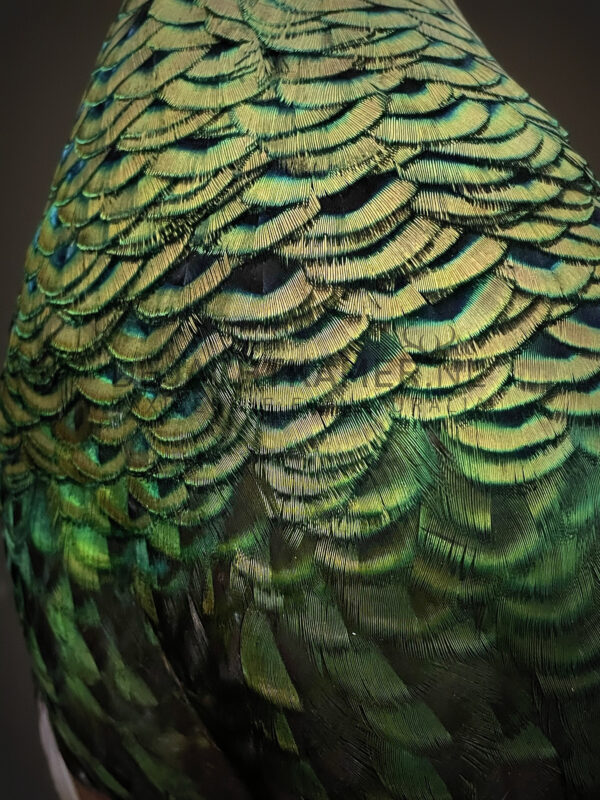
xmin=0 ymin=2 xmax=598 ymax=797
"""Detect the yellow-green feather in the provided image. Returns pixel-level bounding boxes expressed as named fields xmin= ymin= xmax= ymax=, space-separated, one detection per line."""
xmin=2 ymin=1 xmax=600 ymax=798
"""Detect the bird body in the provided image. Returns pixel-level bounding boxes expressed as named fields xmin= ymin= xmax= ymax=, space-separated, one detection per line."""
xmin=2 ymin=1 xmax=600 ymax=798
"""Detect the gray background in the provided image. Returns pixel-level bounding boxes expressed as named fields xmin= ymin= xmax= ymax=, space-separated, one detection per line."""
xmin=0 ymin=2 xmax=599 ymax=797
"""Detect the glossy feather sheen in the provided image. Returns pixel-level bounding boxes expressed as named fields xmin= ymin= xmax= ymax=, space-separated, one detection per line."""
xmin=2 ymin=0 xmax=600 ymax=798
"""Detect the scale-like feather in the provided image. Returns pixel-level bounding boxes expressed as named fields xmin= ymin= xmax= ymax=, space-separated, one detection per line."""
xmin=2 ymin=1 xmax=600 ymax=798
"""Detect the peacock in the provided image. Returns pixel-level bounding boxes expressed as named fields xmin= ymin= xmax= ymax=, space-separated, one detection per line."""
xmin=2 ymin=1 xmax=600 ymax=798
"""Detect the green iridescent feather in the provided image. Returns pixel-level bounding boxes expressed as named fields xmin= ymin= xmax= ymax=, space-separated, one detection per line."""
xmin=2 ymin=0 xmax=600 ymax=798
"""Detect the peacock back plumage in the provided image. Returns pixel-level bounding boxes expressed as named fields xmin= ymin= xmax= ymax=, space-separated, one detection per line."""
xmin=2 ymin=1 xmax=600 ymax=798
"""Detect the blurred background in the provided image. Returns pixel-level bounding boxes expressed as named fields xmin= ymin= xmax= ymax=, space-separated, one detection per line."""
xmin=0 ymin=2 xmax=598 ymax=797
